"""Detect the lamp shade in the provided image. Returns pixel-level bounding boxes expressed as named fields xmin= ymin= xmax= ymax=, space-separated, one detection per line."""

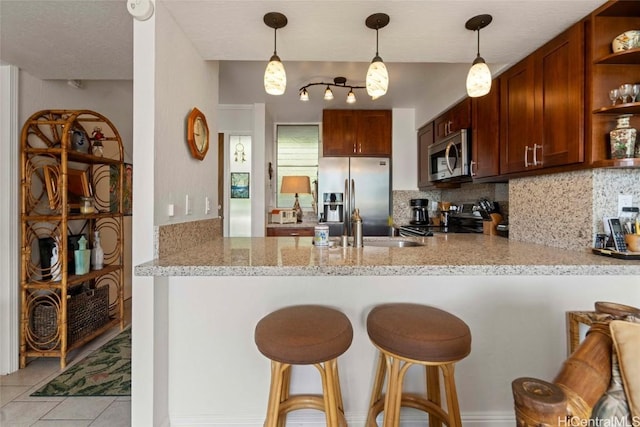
xmin=280 ymin=176 xmax=311 ymax=194
xmin=264 ymin=55 xmax=287 ymax=95
xmin=366 ymin=57 xmax=388 ymax=98
xmin=466 ymin=59 xmax=492 ymax=97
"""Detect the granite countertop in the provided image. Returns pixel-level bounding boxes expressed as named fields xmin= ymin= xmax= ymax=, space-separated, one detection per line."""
xmin=266 ymin=221 xmax=318 ymax=228
xmin=135 ymin=234 xmax=640 ymax=277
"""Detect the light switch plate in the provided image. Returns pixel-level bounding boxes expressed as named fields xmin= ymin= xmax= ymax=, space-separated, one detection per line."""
xmin=618 ymin=194 xmax=632 ymax=216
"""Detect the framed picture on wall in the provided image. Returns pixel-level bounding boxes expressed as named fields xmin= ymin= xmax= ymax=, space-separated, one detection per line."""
xmin=110 ymin=163 xmax=133 ymax=215
xmin=230 ymin=172 xmax=249 ymax=199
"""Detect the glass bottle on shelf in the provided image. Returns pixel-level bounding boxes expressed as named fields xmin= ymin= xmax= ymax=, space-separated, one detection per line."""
xmin=609 ymin=114 xmax=636 ymax=159
xmin=91 ymin=230 xmax=104 ymax=270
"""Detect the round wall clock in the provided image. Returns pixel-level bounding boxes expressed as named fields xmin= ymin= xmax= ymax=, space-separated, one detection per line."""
xmin=187 ymin=107 xmax=209 ymax=161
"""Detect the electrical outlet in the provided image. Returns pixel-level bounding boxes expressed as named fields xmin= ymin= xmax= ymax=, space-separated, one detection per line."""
xmin=618 ymin=194 xmax=632 ymax=216
xmin=168 ymin=204 xmax=174 ymax=217
xmin=205 ymin=196 xmax=211 ymax=214
xmin=185 ymin=194 xmax=191 ymax=215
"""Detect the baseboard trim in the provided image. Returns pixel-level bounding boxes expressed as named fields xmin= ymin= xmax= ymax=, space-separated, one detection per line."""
xmin=170 ymin=410 xmax=515 ymax=426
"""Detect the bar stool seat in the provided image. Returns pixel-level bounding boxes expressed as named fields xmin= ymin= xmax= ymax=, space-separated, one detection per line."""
xmin=255 ymin=305 xmax=353 ymax=427
xmin=366 ymin=303 xmax=471 ymax=427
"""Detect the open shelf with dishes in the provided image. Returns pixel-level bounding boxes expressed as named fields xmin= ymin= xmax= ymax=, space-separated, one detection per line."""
xmin=586 ymin=0 xmax=640 ymax=168
xmin=20 ymin=110 xmax=125 ymax=369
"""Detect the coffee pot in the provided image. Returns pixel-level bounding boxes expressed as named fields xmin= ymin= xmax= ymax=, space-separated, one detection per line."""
xmin=410 ymin=199 xmax=429 ymax=225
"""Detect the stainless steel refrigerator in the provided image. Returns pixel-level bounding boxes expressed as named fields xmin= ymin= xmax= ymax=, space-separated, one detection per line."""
xmin=318 ymin=157 xmax=391 ymax=237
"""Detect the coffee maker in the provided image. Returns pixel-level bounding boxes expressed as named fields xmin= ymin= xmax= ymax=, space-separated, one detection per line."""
xmin=322 ymin=193 xmax=344 ymax=223
xmin=410 ymin=198 xmax=429 ymax=225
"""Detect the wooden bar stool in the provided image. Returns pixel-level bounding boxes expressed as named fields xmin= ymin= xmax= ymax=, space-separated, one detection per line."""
xmin=255 ymin=305 xmax=353 ymax=427
xmin=365 ymin=303 xmax=471 ymax=427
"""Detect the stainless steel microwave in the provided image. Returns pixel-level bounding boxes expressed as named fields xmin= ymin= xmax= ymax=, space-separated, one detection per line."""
xmin=427 ymin=129 xmax=471 ymax=182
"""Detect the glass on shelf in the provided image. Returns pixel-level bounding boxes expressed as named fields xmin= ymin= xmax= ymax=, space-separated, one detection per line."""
xmin=609 ymin=88 xmax=620 ymax=106
xmin=79 ymin=196 xmax=95 ymax=214
xmin=632 ymin=84 xmax=640 ymax=103
xmin=619 ymin=83 xmax=633 ymax=104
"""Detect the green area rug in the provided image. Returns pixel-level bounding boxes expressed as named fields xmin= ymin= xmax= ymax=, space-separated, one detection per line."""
xmin=32 ymin=327 xmax=131 ymax=396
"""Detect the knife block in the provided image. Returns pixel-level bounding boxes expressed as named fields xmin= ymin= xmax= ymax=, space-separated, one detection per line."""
xmin=483 ymin=213 xmax=502 ymax=235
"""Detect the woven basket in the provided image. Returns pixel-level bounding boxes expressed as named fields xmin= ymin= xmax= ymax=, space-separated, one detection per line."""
xmin=32 ymin=286 xmax=110 ymax=349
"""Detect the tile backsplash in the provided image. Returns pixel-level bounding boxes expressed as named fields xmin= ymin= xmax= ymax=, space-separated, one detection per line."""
xmin=395 ymin=167 xmax=639 ymax=251
xmin=509 ymin=168 xmax=640 ymax=251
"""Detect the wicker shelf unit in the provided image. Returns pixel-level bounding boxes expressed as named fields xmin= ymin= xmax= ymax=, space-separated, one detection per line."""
xmin=20 ymin=110 xmax=125 ymax=369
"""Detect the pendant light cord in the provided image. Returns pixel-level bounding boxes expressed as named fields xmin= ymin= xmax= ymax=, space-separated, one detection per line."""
xmin=476 ymin=28 xmax=481 ymax=57
xmin=273 ymin=27 xmax=278 ymax=56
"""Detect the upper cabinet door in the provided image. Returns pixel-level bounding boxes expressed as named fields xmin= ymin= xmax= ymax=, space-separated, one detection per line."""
xmin=356 ymin=110 xmax=392 ymax=156
xmin=435 ymin=98 xmax=471 ymax=143
xmin=323 ymin=109 xmax=391 ymax=157
xmin=472 ymin=80 xmax=500 ymax=179
xmin=417 ymin=122 xmax=434 ymax=189
xmin=323 ymin=110 xmax=357 ymax=156
xmin=535 ymin=22 xmax=584 ymax=168
xmin=500 ymin=56 xmax=535 ymax=174
xmin=500 ymin=21 xmax=585 ymax=175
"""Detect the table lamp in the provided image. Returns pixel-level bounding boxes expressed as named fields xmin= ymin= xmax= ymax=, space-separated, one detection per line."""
xmin=281 ymin=176 xmax=311 ymax=223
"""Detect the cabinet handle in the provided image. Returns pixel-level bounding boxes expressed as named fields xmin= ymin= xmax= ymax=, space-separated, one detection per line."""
xmin=353 ymin=143 xmax=357 ymax=154
xmin=470 ymin=160 xmax=477 ymax=177
xmin=524 ymin=145 xmax=531 ymax=168
xmin=289 ymin=232 xmax=300 ymax=236
xmin=533 ymin=144 xmax=542 ymax=166
xmin=358 ymin=143 xmax=362 ymax=153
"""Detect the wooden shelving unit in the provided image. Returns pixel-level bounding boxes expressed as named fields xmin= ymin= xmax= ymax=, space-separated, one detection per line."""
xmin=20 ymin=110 xmax=125 ymax=369
xmin=587 ymin=0 xmax=640 ymax=167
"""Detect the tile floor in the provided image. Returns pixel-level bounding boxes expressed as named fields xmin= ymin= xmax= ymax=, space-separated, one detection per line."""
xmin=1 ymin=300 xmax=132 ymax=427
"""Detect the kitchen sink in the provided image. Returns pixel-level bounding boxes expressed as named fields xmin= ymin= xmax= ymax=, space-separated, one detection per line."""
xmin=363 ymin=239 xmax=424 ymax=247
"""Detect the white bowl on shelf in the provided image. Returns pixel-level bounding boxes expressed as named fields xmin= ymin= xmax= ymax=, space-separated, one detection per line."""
xmin=612 ymin=30 xmax=640 ymax=52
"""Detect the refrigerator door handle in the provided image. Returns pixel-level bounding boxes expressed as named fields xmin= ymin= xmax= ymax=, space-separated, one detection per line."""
xmin=344 ymin=178 xmax=350 ymax=235
xmin=351 ymin=179 xmax=355 ymax=215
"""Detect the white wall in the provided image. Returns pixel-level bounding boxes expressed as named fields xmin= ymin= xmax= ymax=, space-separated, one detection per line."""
xmin=153 ymin=4 xmax=219 ymax=227
xmin=131 ymin=1 xmax=219 ymax=424
xmin=166 ymin=274 xmax=640 ymax=426
xmin=18 ymin=73 xmax=133 ymax=162
xmin=392 ymin=108 xmax=417 ymax=191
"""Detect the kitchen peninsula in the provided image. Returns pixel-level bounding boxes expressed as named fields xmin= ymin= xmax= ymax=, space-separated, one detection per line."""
xmin=135 ymin=234 xmax=639 ymax=426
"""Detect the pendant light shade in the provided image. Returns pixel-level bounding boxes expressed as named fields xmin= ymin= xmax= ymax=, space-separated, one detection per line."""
xmin=346 ymin=89 xmax=357 ymax=104
xmin=263 ymin=12 xmax=288 ymax=96
xmin=465 ymin=14 xmax=493 ymax=98
xmin=466 ymin=58 xmax=492 ymax=98
xmin=324 ymin=86 xmax=334 ymax=100
xmin=365 ymin=13 xmax=390 ymax=98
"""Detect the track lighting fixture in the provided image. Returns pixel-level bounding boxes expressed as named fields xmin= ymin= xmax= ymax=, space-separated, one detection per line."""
xmin=465 ymin=14 xmax=493 ymax=98
xmin=263 ymin=12 xmax=288 ymax=95
xmin=298 ymin=77 xmax=368 ymax=104
xmin=365 ymin=13 xmax=390 ymax=99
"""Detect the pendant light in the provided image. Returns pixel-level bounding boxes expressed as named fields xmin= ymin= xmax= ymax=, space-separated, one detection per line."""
xmin=465 ymin=14 xmax=493 ymax=98
xmin=346 ymin=89 xmax=356 ymax=104
xmin=323 ymin=86 xmax=334 ymax=100
xmin=263 ymin=12 xmax=288 ymax=95
xmin=365 ymin=13 xmax=390 ymax=99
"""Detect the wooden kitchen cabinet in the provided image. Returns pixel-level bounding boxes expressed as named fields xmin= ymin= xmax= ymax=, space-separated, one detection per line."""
xmin=471 ymin=79 xmax=500 ymax=179
xmin=500 ymin=22 xmax=585 ymax=174
xmin=434 ymin=98 xmax=471 ymax=143
xmin=322 ymin=109 xmax=391 ymax=157
xmin=266 ymin=227 xmax=315 ymax=237
xmin=417 ymin=122 xmax=434 ymax=189
xmin=587 ymin=0 xmax=640 ymax=168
